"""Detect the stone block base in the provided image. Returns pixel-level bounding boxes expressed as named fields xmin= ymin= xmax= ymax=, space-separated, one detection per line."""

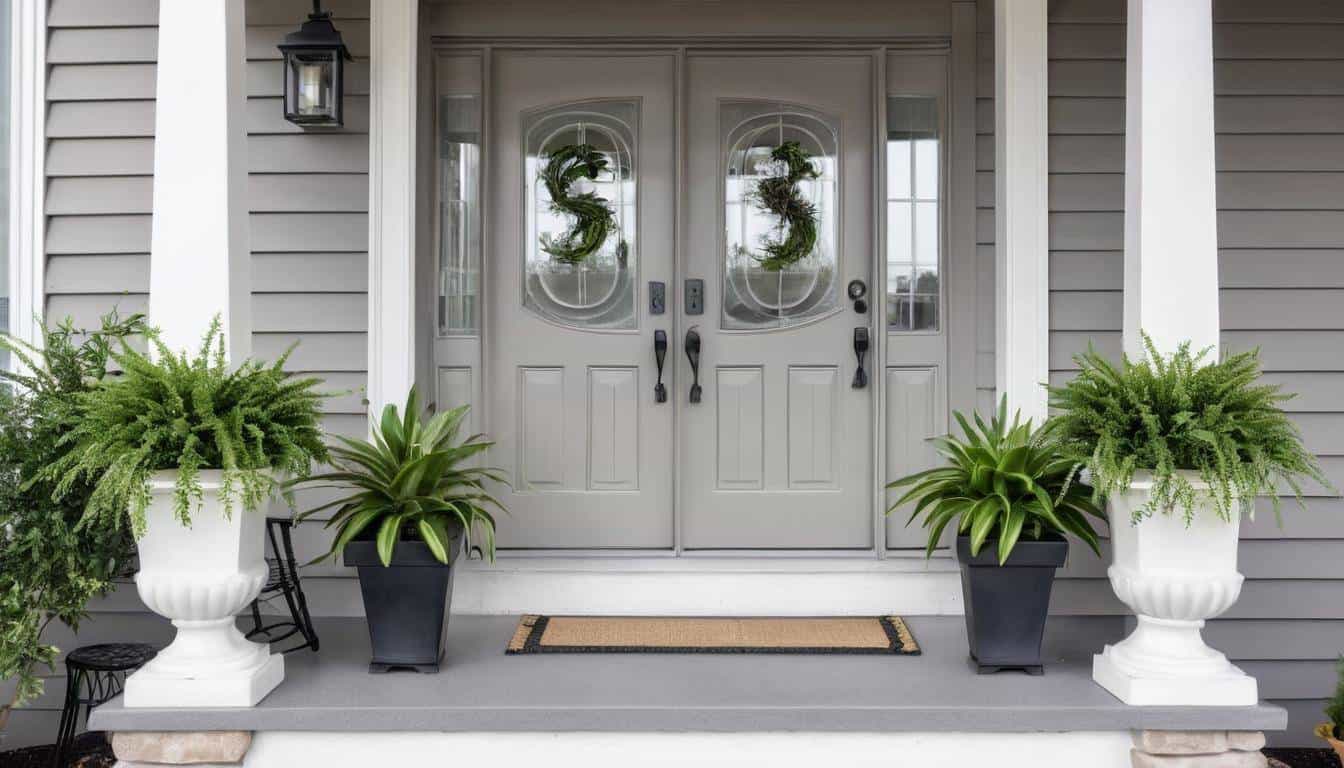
xmin=1131 ymin=731 xmax=1267 ymax=768
xmin=111 ymin=731 xmax=252 ymax=765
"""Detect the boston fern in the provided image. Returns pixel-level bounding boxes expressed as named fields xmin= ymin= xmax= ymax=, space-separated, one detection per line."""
xmin=43 ymin=318 xmax=329 ymax=536
xmin=1047 ymin=334 xmax=1330 ymax=525
xmin=293 ymin=390 xmax=504 ymax=567
xmin=886 ymin=397 xmax=1104 ymax=565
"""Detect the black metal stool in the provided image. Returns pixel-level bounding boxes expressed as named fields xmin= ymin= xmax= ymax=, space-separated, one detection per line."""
xmin=53 ymin=643 xmax=156 ymax=768
xmin=246 ymin=517 xmax=320 ymax=653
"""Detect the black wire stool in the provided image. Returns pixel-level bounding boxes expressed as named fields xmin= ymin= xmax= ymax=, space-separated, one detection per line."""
xmin=245 ymin=517 xmax=320 ymax=653
xmin=53 ymin=643 xmax=156 ymax=768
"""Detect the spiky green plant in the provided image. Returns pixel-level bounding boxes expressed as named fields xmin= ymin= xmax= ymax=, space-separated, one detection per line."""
xmin=1047 ymin=333 xmax=1331 ymax=525
xmin=0 ymin=312 xmax=145 ymax=733
xmin=1327 ymin=656 xmax=1344 ymax=740
xmin=41 ymin=317 xmax=330 ymax=537
xmin=292 ymin=389 xmax=504 ymax=567
xmin=886 ymin=396 xmax=1104 ymax=565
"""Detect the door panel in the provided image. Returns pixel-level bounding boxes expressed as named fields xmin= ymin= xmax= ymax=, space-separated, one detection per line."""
xmin=488 ymin=53 xmax=675 ymax=548
xmin=681 ymin=55 xmax=876 ymax=549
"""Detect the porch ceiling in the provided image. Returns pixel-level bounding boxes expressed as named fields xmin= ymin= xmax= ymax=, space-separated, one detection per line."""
xmin=89 ymin=616 xmax=1286 ymax=734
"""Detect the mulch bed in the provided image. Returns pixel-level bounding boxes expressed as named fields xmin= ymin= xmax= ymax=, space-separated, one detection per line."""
xmin=1265 ymin=749 xmax=1343 ymax=768
xmin=0 ymin=733 xmax=114 ymax=768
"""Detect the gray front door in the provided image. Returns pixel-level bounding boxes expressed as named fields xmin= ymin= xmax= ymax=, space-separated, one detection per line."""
xmin=679 ymin=54 xmax=877 ymax=549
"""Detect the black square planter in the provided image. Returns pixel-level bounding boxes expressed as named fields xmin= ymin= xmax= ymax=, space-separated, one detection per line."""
xmin=344 ymin=529 xmax=462 ymax=674
xmin=956 ymin=534 xmax=1068 ymax=675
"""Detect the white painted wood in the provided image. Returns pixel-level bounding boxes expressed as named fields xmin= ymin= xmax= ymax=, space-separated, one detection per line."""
xmin=148 ymin=0 xmax=250 ymax=361
xmin=367 ymin=0 xmax=417 ymax=414
xmin=1122 ymin=0 xmax=1220 ymax=359
xmin=245 ymin=730 xmax=1134 ymax=768
xmin=993 ymin=0 xmax=1049 ymax=421
xmin=884 ymin=367 xmax=940 ymax=549
xmin=8 ymin=0 xmax=45 ymax=351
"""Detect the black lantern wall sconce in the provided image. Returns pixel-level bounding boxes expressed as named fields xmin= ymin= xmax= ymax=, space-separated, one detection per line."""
xmin=278 ymin=1 xmax=353 ymax=128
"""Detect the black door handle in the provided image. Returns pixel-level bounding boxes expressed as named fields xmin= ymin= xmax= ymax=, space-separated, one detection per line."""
xmin=685 ymin=328 xmax=702 ymax=404
xmin=653 ymin=330 xmax=668 ymax=403
xmin=852 ymin=327 xmax=870 ymax=389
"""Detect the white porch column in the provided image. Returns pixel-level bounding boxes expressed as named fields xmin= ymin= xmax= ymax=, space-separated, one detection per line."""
xmin=1121 ymin=0 xmax=1220 ymax=358
xmin=367 ymin=0 xmax=419 ymax=415
xmin=994 ymin=0 xmax=1050 ymax=423
xmin=148 ymin=0 xmax=250 ymax=361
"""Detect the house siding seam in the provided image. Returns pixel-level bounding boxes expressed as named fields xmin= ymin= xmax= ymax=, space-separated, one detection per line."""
xmin=977 ymin=0 xmax=1342 ymax=748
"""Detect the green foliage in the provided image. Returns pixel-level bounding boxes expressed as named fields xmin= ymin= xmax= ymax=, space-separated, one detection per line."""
xmin=1047 ymin=333 xmax=1331 ymax=525
xmin=885 ymin=396 xmax=1104 ymax=565
xmin=43 ymin=317 xmax=330 ymax=537
xmin=539 ymin=143 xmax=624 ymax=266
xmin=293 ymin=389 xmax=505 ymax=567
xmin=1328 ymin=656 xmax=1344 ymax=738
xmin=0 ymin=313 xmax=144 ymax=730
xmin=747 ymin=140 xmax=821 ymax=272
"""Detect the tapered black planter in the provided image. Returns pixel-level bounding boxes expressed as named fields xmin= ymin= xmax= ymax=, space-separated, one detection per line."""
xmin=344 ymin=526 xmax=463 ymax=674
xmin=956 ymin=534 xmax=1067 ymax=675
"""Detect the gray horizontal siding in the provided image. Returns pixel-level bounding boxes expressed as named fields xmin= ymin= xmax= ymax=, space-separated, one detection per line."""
xmin=31 ymin=2 xmax=372 ymax=748
xmin=1039 ymin=0 xmax=1344 ymax=745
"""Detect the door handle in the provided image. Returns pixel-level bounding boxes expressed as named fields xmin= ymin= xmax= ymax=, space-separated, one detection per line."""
xmin=653 ymin=330 xmax=668 ymax=403
xmin=852 ymin=327 xmax=870 ymax=389
xmin=684 ymin=328 xmax=703 ymax=404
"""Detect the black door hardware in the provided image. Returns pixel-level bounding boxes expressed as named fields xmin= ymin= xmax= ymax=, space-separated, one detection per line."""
xmin=653 ymin=330 xmax=668 ymax=403
xmin=685 ymin=328 xmax=703 ymax=403
xmin=852 ymin=327 xmax=870 ymax=389
xmin=684 ymin=279 xmax=705 ymax=315
xmin=649 ymin=281 xmax=666 ymax=315
xmin=847 ymin=279 xmax=869 ymax=314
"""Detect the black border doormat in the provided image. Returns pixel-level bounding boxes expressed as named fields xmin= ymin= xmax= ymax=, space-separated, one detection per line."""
xmin=506 ymin=615 xmax=920 ymax=655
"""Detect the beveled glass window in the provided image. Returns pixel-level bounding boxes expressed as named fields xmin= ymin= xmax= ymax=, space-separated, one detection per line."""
xmin=886 ymin=97 xmax=940 ymax=332
xmin=722 ymin=101 xmax=839 ymax=331
xmin=523 ymin=100 xmax=638 ymax=331
xmin=439 ymin=94 xmax=481 ymax=335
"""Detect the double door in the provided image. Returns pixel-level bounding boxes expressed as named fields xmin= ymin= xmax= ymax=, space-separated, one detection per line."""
xmin=470 ymin=49 xmax=936 ymax=551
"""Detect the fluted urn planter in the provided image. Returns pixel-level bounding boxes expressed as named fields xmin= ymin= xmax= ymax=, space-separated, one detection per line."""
xmin=123 ymin=470 xmax=284 ymax=708
xmin=1092 ymin=472 xmax=1257 ymax=706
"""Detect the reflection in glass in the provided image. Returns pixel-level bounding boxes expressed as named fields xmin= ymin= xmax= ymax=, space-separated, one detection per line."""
xmin=886 ymin=97 xmax=940 ymax=333
xmin=439 ymin=94 xmax=481 ymax=335
xmin=523 ymin=100 xmax=637 ymax=331
xmin=722 ymin=102 xmax=840 ymax=331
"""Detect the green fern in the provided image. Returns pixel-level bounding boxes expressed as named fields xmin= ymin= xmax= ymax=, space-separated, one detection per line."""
xmin=42 ymin=317 xmax=330 ymax=536
xmin=1047 ymin=333 xmax=1332 ymax=525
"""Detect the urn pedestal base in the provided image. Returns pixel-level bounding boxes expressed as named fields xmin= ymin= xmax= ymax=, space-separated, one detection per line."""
xmin=123 ymin=652 xmax=284 ymax=708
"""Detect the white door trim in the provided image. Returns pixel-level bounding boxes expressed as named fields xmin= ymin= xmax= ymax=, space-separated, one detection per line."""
xmin=368 ymin=0 xmax=420 ymax=415
xmin=7 ymin=0 xmax=45 ymax=353
xmin=993 ymin=0 xmax=1050 ymax=422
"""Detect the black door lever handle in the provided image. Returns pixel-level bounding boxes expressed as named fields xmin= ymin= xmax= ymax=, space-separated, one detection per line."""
xmin=852 ymin=327 xmax=870 ymax=389
xmin=685 ymin=328 xmax=702 ymax=404
xmin=653 ymin=330 xmax=668 ymax=403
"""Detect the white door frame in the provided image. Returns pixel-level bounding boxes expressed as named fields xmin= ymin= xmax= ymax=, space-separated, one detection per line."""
xmin=366 ymin=1 xmax=1006 ymax=614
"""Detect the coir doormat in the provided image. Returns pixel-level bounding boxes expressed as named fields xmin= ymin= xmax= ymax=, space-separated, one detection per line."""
xmin=506 ymin=615 xmax=920 ymax=655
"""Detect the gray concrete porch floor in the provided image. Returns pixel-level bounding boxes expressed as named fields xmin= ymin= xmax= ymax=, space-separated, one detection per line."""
xmin=90 ymin=615 xmax=1286 ymax=734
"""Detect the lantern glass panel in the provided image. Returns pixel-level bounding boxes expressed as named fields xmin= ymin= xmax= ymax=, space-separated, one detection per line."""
xmin=285 ymin=51 xmax=337 ymax=123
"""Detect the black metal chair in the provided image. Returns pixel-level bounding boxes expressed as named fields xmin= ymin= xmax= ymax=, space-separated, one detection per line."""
xmin=246 ymin=517 xmax=320 ymax=653
xmin=53 ymin=643 xmax=156 ymax=768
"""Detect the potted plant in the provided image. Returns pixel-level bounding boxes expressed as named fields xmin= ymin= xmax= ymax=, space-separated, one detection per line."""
xmin=886 ymin=397 xmax=1104 ymax=674
xmin=293 ymin=390 xmax=503 ymax=673
xmin=1050 ymin=335 xmax=1331 ymax=705
xmin=0 ymin=314 xmax=145 ymax=735
xmin=42 ymin=318 xmax=329 ymax=707
xmin=1318 ymin=656 xmax=1344 ymax=763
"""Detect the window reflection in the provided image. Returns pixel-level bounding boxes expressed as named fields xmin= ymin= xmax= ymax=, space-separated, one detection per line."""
xmin=439 ymin=94 xmax=481 ymax=335
xmin=886 ymin=97 xmax=940 ymax=333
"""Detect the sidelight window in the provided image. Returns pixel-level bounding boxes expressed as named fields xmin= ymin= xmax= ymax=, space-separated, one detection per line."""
xmin=885 ymin=96 xmax=940 ymax=333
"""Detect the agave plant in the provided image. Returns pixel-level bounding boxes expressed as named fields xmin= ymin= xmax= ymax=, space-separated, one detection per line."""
xmin=293 ymin=390 xmax=505 ymax=567
xmin=886 ymin=397 xmax=1105 ymax=565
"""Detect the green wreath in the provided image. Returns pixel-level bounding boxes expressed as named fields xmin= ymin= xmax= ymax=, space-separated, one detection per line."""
xmin=538 ymin=143 xmax=624 ymax=266
xmin=747 ymin=141 xmax=821 ymax=271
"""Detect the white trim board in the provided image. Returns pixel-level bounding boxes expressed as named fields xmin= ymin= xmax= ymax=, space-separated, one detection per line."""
xmin=7 ymin=0 xmax=44 ymax=351
xmin=246 ymin=731 xmax=1133 ymax=768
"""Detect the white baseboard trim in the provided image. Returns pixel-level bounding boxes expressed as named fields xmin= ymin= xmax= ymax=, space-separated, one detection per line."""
xmin=245 ymin=731 xmax=1133 ymax=768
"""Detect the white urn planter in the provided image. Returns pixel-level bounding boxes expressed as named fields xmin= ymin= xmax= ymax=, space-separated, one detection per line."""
xmin=1092 ymin=472 xmax=1257 ymax=706
xmin=123 ymin=470 xmax=284 ymax=708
